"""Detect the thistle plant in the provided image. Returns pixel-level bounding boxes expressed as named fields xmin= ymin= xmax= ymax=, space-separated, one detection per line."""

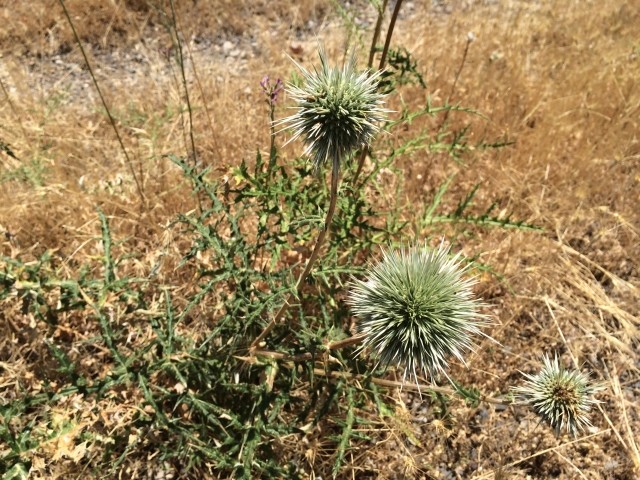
xmin=348 ymin=242 xmax=489 ymax=382
xmin=251 ymin=48 xmax=388 ymax=350
xmin=514 ymin=354 xmax=602 ymax=436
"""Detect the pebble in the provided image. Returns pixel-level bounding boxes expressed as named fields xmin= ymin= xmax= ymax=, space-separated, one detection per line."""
xmin=222 ymin=40 xmax=233 ymax=55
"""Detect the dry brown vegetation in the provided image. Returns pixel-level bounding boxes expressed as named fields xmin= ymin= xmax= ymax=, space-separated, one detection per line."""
xmin=1 ymin=0 xmax=639 ymax=479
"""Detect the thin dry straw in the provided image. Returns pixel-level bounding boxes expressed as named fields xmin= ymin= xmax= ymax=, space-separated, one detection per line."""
xmin=168 ymin=0 xmax=203 ymax=213
xmin=0 ymin=76 xmax=29 ymax=144
xmin=57 ymin=0 xmax=146 ymax=206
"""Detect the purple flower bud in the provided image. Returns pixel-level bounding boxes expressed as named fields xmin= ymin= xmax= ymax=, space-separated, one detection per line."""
xmin=271 ymin=78 xmax=284 ymax=102
xmin=260 ymin=75 xmax=284 ymax=104
xmin=260 ymin=75 xmax=270 ymax=91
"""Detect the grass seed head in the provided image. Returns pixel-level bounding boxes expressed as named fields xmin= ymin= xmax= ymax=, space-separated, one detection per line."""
xmin=514 ymin=354 xmax=603 ymax=436
xmin=278 ymin=47 xmax=389 ymax=170
xmin=348 ymin=241 xmax=489 ymax=382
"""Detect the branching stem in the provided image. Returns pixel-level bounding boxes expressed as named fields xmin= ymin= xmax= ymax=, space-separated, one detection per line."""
xmin=239 ymin=346 xmax=512 ymax=406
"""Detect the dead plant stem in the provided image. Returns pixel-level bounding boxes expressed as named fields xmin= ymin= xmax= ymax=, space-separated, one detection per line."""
xmin=353 ymin=0 xmax=404 ymax=186
xmin=367 ymin=0 xmax=389 ymax=68
xmin=239 ymin=348 xmax=510 ymax=406
xmin=251 ymin=333 xmax=367 ymax=362
xmin=168 ymin=0 xmax=203 ymax=213
xmin=378 ymin=0 xmax=403 ymax=72
xmin=0 ymin=76 xmax=28 ymax=144
xmin=183 ymin=23 xmax=222 ymax=163
xmin=57 ymin=0 xmax=146 ymax=207
xmin=439 ymin=35 xmax=473 ymax=129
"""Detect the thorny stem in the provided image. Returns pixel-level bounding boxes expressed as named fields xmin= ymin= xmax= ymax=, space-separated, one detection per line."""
xmin=251 ymin=334 xmax=367 ymax=362
xmin=251 ymin=100 xmax=278 ymax=273
xmin=331 ymin=369 xmax=510 ymax=405
xmin=58 ymin=0 xmax=146 ymax=207
xmin=239 ymin=345 xmax=512 ymax=406
xmin=364 ymin=373 xmax=510 ymax=405
xmin=250 ymin=160 xmax=341 ymax=351
xmin=353 ymin=0 xmax=404 ymax=186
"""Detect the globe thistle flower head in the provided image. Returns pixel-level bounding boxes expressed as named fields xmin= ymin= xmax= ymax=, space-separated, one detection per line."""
xmin=278 ymin=48 xmax=389 ymax=170
xmin=514 ymin=355 xmax=603 ymax=436
xmin=348 ymin=242 xmax=489 ymax=383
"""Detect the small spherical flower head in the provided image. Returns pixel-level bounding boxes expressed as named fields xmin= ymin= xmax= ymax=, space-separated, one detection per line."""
xmin=348 ymin=241 xmax=489 ymax=382
xmin=278 ymin=47 xmax=389 ymax=170
xmin=514 ymin=354 xmax=603 ymax=436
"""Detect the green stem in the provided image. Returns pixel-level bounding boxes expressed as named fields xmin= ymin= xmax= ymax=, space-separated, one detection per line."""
xmin=268 ymin=102 xmax=277 ymax=175
xmin=250 ymin=160 xmax=341 ymax=351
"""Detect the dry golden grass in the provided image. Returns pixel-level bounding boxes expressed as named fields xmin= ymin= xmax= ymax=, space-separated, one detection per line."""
xmin=1 ymin=0 xmax=639 ymax=478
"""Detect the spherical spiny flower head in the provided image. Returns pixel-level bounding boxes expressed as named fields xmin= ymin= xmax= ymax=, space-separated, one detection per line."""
xmin=514 ymin=354 xmax=602 ymax=436
xmin=348 ymin=241 xmax=489 ymax=382
xmin=278 ymin=47 xmax=388 ymax=170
